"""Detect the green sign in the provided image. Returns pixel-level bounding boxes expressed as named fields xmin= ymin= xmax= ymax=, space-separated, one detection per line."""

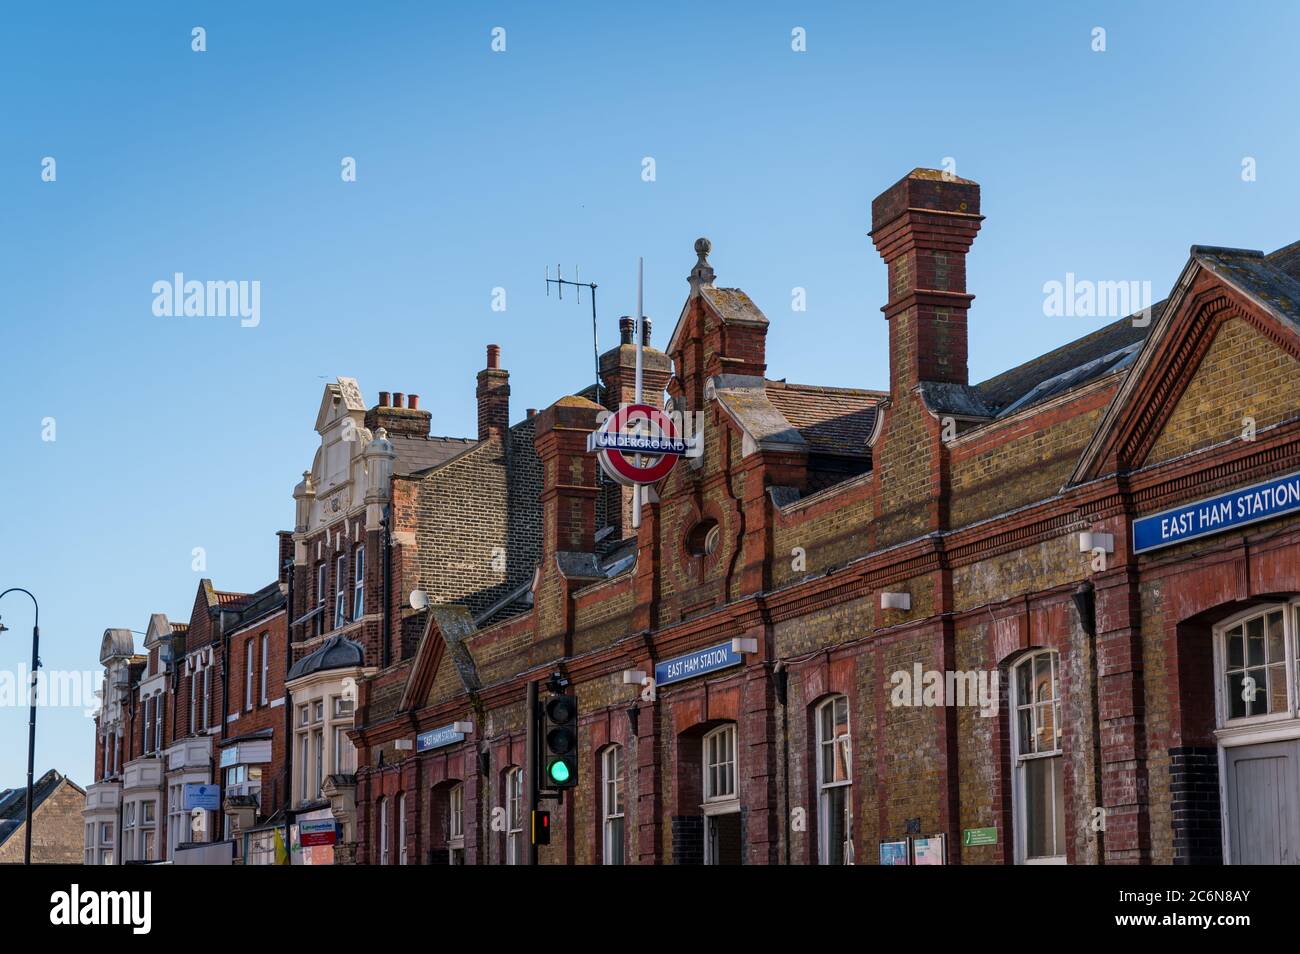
xmin=963 ymin=827 xmax=997 ymax=846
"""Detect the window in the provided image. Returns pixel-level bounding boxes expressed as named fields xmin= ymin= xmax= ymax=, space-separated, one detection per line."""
xmin=602 ymin=746 xmax=625 ymax=865
xmin=245 ymin=639 xmax=255 ymax=710
xmin=155 ymin=699 xmax=164 ymax=753
xmin=703 ymin=724 xmax=737 ymax=801
xmin=202 ymin=667 xmax=211 ymax=731
xmin=687 ymin=519 xmax=720 ymax=557
xmin=112 ymin=733 xmax=120 ymax=774
xmin=1012 ymin=649 xmax=1065 ymax=864
xmin=335 ymin=553 xmax=347 ymax=629
xmin=505 ymin=767 xmax=523 ymax=864
xmin=1219 ymin=607 xmax=1290 ymax=722
xmin=142 ymin=696 xmax=153 ymax=753
xmin=397 ymin=794 xmax=408 ymax=865
xmin=299 ymin=733 xmax=310 ymax=803
xmin=316 ymin=563 xmax=327 ymax=636
xmin=141 ymin=801 xmax=156 ymax=861
xmin=353 ymin=547 xmax=365 ymax=619
xmin=449 ymin=782 xmax=465 ymax=862
xmin=313 ymin=728 xmax=324 ymax=799
xmin=334 ymin=726 xmax=356 ymax=774
xmin=168 ymin=784 xmax=185 ymax=856
xmin=260 ymin=632 xmax=269 ymax=705
xmin=189 ymin=672 xmax=198 ymax=735
xmin=817 ymin=695 xmax=853 ymax=864
xmin=378 ymin=797 xmax=389 ymax=865
xmin=84 ymin=824 xmax=94 ymax=865
xmin=122 ymin=803 xmax=136 ymax=863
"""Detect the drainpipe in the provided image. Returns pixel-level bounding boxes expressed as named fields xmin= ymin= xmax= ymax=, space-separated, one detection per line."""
xmin=284 ymin=558 xmax=295 ymax=819
xmin=217 ymin=608 xmax=229 ymax=843
xmin=775 ymin=662 xmax=790 ymax=865
xmin=382 ymin=505 xmax=393 ymax=669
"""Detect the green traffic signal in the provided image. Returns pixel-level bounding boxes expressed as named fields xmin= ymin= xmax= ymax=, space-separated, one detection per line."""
xmin=548 ymin=760 xmax=571 ymax=784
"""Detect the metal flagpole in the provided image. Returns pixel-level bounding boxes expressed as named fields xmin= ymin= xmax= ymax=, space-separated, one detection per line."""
xmin=632 ymin=257 xmax=644 ymax=528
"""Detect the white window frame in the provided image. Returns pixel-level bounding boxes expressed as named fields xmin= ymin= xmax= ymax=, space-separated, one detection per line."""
xmin=154 ymin=697 xmax=164 ymax=753
xmin=353 ymin=547 xmax=365 ymax=619
xmin=316 ymin=563 xmax=327 ymax=635
xmin=168 ymin=783 xmax=185 ymax=857
xmin=397 ymin=793 xmax=408 ymax=865
xmin=816 ymin=694 xmax=853 ymax=865
xmin=245 ymin=639 xmax=255 ymax=711
xmin=260 ymin=632 xmax=269 ymax=705
xmin=1011 ymin=649 xmax=1065 ymax=865
xmin=449 ymin=782 xmax=465 ymax=842
xmin=1213 ymin=601 xmax=1300 ymax=734
xmin=505 ymin=767 xmax=523 ymax=864
xmin=202 ymin=666 xmax=211 ymax=731
xmin=378 ymin=796 xmax=389 ymax=865
xmin=602 ymin=745 xmax=625 ymax=865
xmin=189 ymin=672 xmax=198 ymax=736
xmin=335 ymin=553 xmax=347 ymax=629
xmin=703 ymin=724 xmax=738 ymax=803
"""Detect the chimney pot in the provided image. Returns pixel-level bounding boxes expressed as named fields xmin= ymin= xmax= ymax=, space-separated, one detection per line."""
xmin=378 ymin=391 xmax=390 ymax=408
xmin=407 ymin=394 xmax=419 ymax=410
xmin=486 ymin=344 xmax=501 ymax=370
xmin=527 ymin=408 xmax=537 ymax=418
xmin=619 ymin=317 xmax=635 ymax=345
xmin=642 ymin=317 xmax=652 ymax=347
xmin=392 ymin=392 xmax=404 ymax=409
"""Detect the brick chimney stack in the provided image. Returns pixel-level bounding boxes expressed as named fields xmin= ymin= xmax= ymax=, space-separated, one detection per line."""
xmin=870 ymin=169 xmax=983 ymax=396
xmin=533 ymin=395 xmax=604 ymax=555
xmin=476 ymin=343 xmax=511 ymax=441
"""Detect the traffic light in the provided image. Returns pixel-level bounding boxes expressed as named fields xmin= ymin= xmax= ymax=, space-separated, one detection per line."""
xmin=531 ymin=809 xmax=550 ymax=846
xmin=542 ymin=693 xmax=578 ymax=789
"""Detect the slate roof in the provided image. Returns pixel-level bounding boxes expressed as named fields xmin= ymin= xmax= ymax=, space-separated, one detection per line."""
xmin=286 ymin=634 xmax=365 ymax=680
xmin=391 ymin=434 xmax=478 ymax=477
xmin=226 ymin=580 xmax=286 ymax=631
xmin=764 ymin=381 xmax=885 ymax=458
xmin=0 ymin=770 xmax=80 ymax=849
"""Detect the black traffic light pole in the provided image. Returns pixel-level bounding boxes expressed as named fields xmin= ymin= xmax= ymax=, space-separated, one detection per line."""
xmin=0 ymin=588 xmax=40 ymax=867
xmin=525 ymin=679 xmax=538 ymax=866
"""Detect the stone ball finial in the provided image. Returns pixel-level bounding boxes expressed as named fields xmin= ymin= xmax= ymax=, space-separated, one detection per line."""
xmin=695 ymin=237 xmax=712 ymax=261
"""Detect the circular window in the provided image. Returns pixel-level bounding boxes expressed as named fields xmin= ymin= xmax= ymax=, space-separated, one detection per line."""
xmin=686 ymin=519 xmax=720 ymax=557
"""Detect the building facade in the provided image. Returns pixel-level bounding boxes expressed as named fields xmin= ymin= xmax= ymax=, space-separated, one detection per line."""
xmin=349 ymin=170 xmax=1300 ymax=865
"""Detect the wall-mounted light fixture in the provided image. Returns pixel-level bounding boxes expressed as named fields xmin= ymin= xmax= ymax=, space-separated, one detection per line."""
xmin=1077 ymin=531 xmax=1114 ymax=554
xmin=394 ymin=738 xmax=413 ymax=751
xmin=622 ymin=669 xmax=648 ymax=685
xmin=452 ymin=721 xmax=474 ymax=734
xmin=881 ymin=592 xmax=911 ymax=611
xmin=731 ymin=637 xmax=758 ymax=654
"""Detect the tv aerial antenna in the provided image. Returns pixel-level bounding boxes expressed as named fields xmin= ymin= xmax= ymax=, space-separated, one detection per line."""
xmin=545 ymin=265 xmax=601 ymax=406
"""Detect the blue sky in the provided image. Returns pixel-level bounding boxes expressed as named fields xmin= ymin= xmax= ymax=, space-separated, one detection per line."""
xmin=1 ymin=1 xmax=1297 ymax=788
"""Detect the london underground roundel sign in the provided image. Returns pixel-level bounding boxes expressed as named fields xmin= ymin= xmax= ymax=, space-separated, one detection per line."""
xmin=588 ymin=403 xmax=688 ymax=487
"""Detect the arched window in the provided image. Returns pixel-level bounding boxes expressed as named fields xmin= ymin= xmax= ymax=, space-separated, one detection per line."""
xmin=702 ymin=723 xmax=741 ymax=865
xmin=504 ymin=767 xmax=524 ymax=864
xmin=397 ymin=794 xmax=407 ymax=865
xmin=377 ymin=796 xmax=389 ymax=865
xmin=816 ymin=695 xmax=852 ymax=865
xmin=1217 ymin=605 xmax=1293 ymax=724
xmin=601 ymin=745 xmax=625 ymax=865
xmin=1011 ymin=649 xmax=1064 ymax=864
xmin=448 ymin=782 xmax=465 ymax=865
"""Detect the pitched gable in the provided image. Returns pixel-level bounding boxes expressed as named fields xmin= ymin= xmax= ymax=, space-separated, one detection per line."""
xmin=1071 ymin=246 xmax=1300 ymax=483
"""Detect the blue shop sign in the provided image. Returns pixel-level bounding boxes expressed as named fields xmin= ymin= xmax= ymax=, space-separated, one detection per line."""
xmin=183 ymin=783 xmax=220 ymax=811
xmin=655 ymin=642 xmax=743 ymax=688
xmin=1133 ymin=470 xmax=1300 ymax=554
xmin=416 ymin=723 xmax=465 ymax=752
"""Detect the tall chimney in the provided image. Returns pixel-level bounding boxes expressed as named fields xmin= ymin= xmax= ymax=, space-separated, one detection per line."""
xmin=476 ymin=344 xmax=510 ymax=440
xmin=870 ymin=169 xmax=983 ymax=396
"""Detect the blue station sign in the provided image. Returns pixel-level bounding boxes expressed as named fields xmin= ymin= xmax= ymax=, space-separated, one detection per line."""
xmin=655 ymin=641 xmax=743 ymax=688
xmin=1133 ymin=470 xmax=1300 ymax=554
xmin=416 ymin=723 xmax=466 ymax=752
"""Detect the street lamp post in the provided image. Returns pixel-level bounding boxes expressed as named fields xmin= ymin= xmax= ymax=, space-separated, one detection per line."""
xmin=0 ymin=588 xmax=40 ymax=866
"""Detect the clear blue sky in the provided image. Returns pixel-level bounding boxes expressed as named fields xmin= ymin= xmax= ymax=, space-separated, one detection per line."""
xmin=2 ymin=1 xmax=1297 ymax=789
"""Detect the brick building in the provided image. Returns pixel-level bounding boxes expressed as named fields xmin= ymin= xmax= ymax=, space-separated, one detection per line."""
xmin=282 ymin=352 xmax=543 ymax=862
xmin=0 ymin=770 xmax=85 ymax=864
xmin=349 ymin=169 xmax=1300 ymax=865
xmin=83 ymin=574 xmax=290 ymax=864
